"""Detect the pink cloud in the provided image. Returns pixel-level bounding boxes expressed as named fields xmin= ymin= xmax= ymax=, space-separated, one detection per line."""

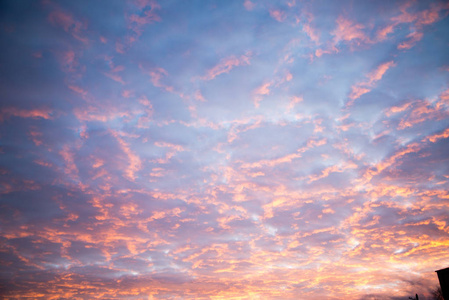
xmin=303 ymin=23 xmax=320 ymax=44
xmin=140 ymin=65 xmax=180 ymax=94
xmin=308 ymin=162 xmax=358 ymax=183
xmin=416 ymin=2 xmax=448 ymax=26
xmin=115 ymin=41 xmax=126 ymax=54
xmin=367 ymin=61 xmax=396 ymax=84
xmin=254 ymin=82 xmax=271 ymax=96
xmin=28 ymin=128 xmax=43 ymax=146
xmin=59 ymin=145 xmax=79 ymax=176
xmin=348 ymin=61 xmax=396 ymax=103
xmin=73 ymin=107 xmax=131 ymax=123
xmin=348 ymin=86 xmax=371 ymax=101
xmin=376 ymin=24 xmax=395 ymax=41
xmin=111 ymin=131 xmax=142 ymax=181
xmin=253 ymin=82 xmax=272 ymax=108
xmin=121 ymin=90 xmax=134 ymax=98
xmin=195 ymin=90 xmax=206 ymax=102
xmin=134 ymin=0 xmax=160 ymax=9
xmin=315 ymin=47 xmax=338 ymax=58
xmin=397 ymin=31 xmax=424 ymax=50
xmin=201 ymin=52 xmax=252 ymax=81
xmin=391 ymin=1 xmax=417 ymax=24
xmin=269 ymin=9 xmax=286 ymax=22
xmin=332 ymin=16 xmax=368 ymax=44
xmin=362 ymin=143 xmax=421 ymax=182
xmin=243 ymin=0 xmax=255 ymax=11
xmin=128 ymin=11 xmax=161 ymax=32
xmin=436 ymin=88 xmax=449 ymax=109
xmin=56 ymin=50 xmax=81 ymax=74
xmin=423 ymin=128 xmax=449 ymax=143
xmin=103 ymin=72 xmax=125 ymax=84
xmin=68 ymin=85 xmax=88 ymax=99
xmin=380 ymin=1 xmax=449 ymax=49
xmin=385 ymin=102 xmax=413 ymax=117
xmin=287 ymin=96 xmax=303 ymax=112
xmin=48 ymin=9 xmax=88 ymax=43
xmin=127 ymin=0 xmax=161 ymax=35
xmin=0 ymin=107 xmax=53 ymax=122
xmin=102 ymin=64 xmax=126 ymax=84
xmin=397 ymin=99 xmax=448 ymax=130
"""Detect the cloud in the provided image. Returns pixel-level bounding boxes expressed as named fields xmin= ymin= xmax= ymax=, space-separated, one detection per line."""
xmin=269 ymin=9 xmax=286 ymax=22
xmin=243 ymin=0 xmax=255 ymax=11
xmin=127 ymin=0 xmax=161 ymax=35
xmin=303 ymin=23 xmax=320 ymax=44
xmin=348 ymin=61 xmax=396 ymax=104
xmin=48 ymin=9 xmax=88 ymax=43
xmin=397 ymin=31 xmax=424 ymax=50
xmin=376 ymin=24 xmax=395 ymax=41
xmin=201 ymin=52 xmax=252 ymax=81
xmin=332 ymin=16 xmax=369 ymax=44
xmin=287 ymin=95 xmax=303 ymax=112
xmin=140 ymin=65 xmax=177 ymax=93
xmin=0 ymin=107 xmax=53 ymax=121
xmin=397 ymin=99 xmax=448 ymax=130
xmin=385 ymin=102 xmax=413 ymax=117
xmin=379 ymin=1 xmax=449 ymax=49
xmin=253 ymin=82 xmax=272 ymax=108
xmin=423 ymin=128 xmax=449 ymax=143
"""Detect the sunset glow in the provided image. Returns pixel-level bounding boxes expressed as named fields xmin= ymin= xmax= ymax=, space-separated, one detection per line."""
xmin=1 ymin=0 xmax=449 ymax=299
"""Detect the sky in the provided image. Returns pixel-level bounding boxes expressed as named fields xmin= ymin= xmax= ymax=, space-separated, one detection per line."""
xmin=0 ymin=0 xmax=449 ymax=299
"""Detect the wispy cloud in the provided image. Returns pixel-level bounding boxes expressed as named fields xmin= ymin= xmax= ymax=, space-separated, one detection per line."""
xmin=48 ymin=8 xmax=88 ymax=43
xmin=201 ymin=52 xmax=252 ymax=81
xmin=332 ymin=16 xmax=369 ymax=44
xmin=0 ymin=107 xmax=53 ymax=121
xmin=348 ymin=60 xmax=396 ymax=104
xmin=269 ymin=9 xmax=286 ymax=22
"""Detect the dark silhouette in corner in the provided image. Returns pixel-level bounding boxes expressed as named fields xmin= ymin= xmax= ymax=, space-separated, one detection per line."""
xmin=436 ymin=267 xmax=449 ymax=300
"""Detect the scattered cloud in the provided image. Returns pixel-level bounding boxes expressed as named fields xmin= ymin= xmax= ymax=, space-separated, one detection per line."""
xmin=1 ymin=1 xmax=449 ymax=299
xmin=269 ymin=9 xmax=286 ymax=22
xmin=348 ymin=60 xmax=396 ymax=104
xmin=201 ymin=52 xmax=252 ymax=81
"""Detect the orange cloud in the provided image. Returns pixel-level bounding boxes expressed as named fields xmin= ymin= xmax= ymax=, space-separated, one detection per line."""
xmin=397 ymin=99 xmax=447 ymax=130
xmin=385 ymin=102 xmax=413 ymax=117
xmin=348 ymin=61 xmax=396 ymax=104
xmin=423 ymin=128 xmax=449 ymax=143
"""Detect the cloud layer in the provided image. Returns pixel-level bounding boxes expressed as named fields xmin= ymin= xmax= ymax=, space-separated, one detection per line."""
xmin=1 ymin=0 xmax=449 ymax=299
